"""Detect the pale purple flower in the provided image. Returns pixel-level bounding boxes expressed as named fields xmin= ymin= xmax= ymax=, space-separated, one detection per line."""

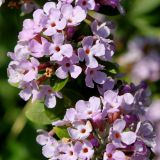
xmin=7 ymin=43 xmax=30 ymax=61
xmin=85 ymin=66 xmax=107 ymax=88
xmin=136 ymin=121 xmax=156 ymax=148
xmin=78 ymin=36 xmax=105 ymax=68
xmin=18 ymin=9 xmax=46 ymax=41
xmin=58 ymin=143 xmax=78 ymax=160
xmin=43 ymin=2 xmax=57 ymax=15
xmin=52 ymin=108 xmax=78 ymax=126
xmin=36 ymin=131 xmax=55 ymax=146
xmin=19 ymin=81 xmax=39 ymax=102
xmin=76 ymin=0 xmax=96 ymax=10
xmin=75 ymin=96 xmax=101 ymax=120
xmin=91 ymin=20 xmax=110 ymax=38
xmin=28 ymin=37 xmax=51 ymax=58
xmin=42 ymin=138 xmax=59 ymax=159
xmin=43 ymin=8 xmax=66 ymax=36
xmin=61 ymin=4 xmax=86 ymax=26
xmin=7 ymin=58 xmax=39 ymax=84
xmin=55 ymin=54 xmax=82 ymax=79
xmin=68 ymin=121 xmax=92 ymax=140
xmin=102 ymin=90 xmax=134 ymax=113
xmin=109 ymin=119 xmax=136 ymax=148
xmin=7 ymin=61 xmax=24 ymax=84
xmin=21 ymin=58 xmax=40 ymax=82
xmin=49 ymin=33 xmax=73 ymax=61
xmin=103 ymin=143 xmax=126 ymax=160
xmin=99 ymin=38 xmax=115 ymax=61
xmin=76 ymin=140 xmax=94 ymax=160
xmin=98 ymin=77 xmax=115 ymax=95
xmin=37 ymin=85 xmax=62 ymax=108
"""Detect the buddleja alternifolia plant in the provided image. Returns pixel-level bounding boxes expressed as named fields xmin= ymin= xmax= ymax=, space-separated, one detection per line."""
xmin=6 ymin=0 xmax=156 ymax=159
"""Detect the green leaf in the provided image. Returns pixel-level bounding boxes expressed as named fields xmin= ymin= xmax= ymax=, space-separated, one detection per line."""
xmin=53 ymin=127 xmax=70 ymax=139
xmin=25 ymin=92 xmax=78 ymax=125
xmin=25 ymin=97 xmax=73 ymax=125
xmin=25 ymin=101 xmax=54 ymax=125
xmin=52 ymin=77 xmax=69 ymax=92
xmin=25 ymin=88 xmax=84 ymax=125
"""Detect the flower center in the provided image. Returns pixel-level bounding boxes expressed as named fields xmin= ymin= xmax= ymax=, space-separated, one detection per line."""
xmin=48 ymin=89 xmax=52 ymax=93
xmin=68 ymin=19 xmax=73 ymax=23
xmin=90 ymin=70 xmax=94 ymax=75
xmin=81 ymin=128 xmax=86 ymax=134
xmin=107 ymin=153 xmax=112 ymax=158
xmin=57 ymin=30 xmax=62 ymax=33
xmin=85 ymin=48 xmax=90 ymax=54
xmin=83 ymin=148 xmax=88 ymax=153
xmin=69 ymin=151 xmax=74 ymax=156
xmin=55 ymin=46 xmax=61 ymax=52
xmin=66 ymin=63 xmax=71 ymax=67
xmin=88 ymin=111 xmax=92 ymax=115
xmin=51 ymin=22 xmax=56 ymax=27
xmin=115 ymin=132 xmax=121 ymax=139
xmin=82 ymin=0 xmax=87 ymax=6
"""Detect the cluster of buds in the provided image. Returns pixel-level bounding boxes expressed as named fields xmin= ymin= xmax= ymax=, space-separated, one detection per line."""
xmin=37 ymin=83 xmax=156 ymax=160
xmin=7 ymin=0 xmax=114 ymax=108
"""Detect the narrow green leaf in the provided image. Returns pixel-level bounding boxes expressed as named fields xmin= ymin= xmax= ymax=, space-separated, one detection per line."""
xmin=52 ymin=77 xmax=69 ymax=92
xmin=54 ymin=127 xmax=70 ymax=139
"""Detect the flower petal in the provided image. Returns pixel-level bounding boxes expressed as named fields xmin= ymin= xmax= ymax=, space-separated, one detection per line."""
xmin=93 ymin=71 xmax=107 ymax=84
xmin=55 ymin=66 xmax=68 ymax=79
xmin=45 ymin=93 xmax=56 ymax=108
xmin=113 ymin=119 xmax=126 ymax=132
xmin=121 ymin=131 xmax=136 ymax=145
xmin=70 ymin=65 xmax=82 ymax=79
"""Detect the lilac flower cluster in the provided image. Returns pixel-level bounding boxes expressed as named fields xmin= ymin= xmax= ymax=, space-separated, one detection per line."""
xmin=7 ymin=1 xmax=114 ymax=108
xmin=37 ymin=83 xmax=156 ymax=160
xmin=7 ymin=0 xmax=157 ymax=159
